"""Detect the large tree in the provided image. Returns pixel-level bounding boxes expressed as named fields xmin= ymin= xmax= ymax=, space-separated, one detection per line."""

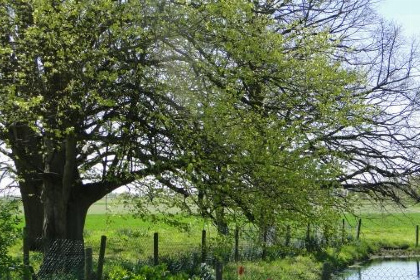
xmin=144 ymin=0 xmax=420 ymax=234
xmin=0 ymin=1 xmax=196 ymax=274
xmin=1 ymin=0 xmax=420 ymax=274
xmin=126 ymin=0 xmax=420 ymax=237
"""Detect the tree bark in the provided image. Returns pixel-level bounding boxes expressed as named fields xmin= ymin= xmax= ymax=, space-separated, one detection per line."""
xmin=8 ymin=126 xmax=99 ymax=277
xmin=39 ymin=185 xmax=91 ymax=278
xmin=8 ymin=124 xmax=44 ymax=249
xmin=20 ymin=181 xmax=44 ymax=250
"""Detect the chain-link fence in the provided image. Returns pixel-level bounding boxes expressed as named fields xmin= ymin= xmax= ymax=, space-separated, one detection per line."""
xmin=334 ymin=260 xmax=420 ymax=280
xmin=5 ymin=221 xmax=354 ymax=279
xmin=4 ymin=216 xmax=418 ymax=279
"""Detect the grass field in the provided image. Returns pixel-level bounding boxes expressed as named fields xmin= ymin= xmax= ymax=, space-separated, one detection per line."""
xmin=8 ymin=196 xmax=420 ymax=279
xmin=10 ymin=196 xmax=420 ymax=260
xmin=345 ymin=200 xmax=420 ymax=248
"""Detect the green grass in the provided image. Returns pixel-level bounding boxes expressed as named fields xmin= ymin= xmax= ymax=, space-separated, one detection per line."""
xmin=9 ymin=197 xmax=420 ymax=279
xmin=344 ymin=201 xmax=420 ymax=249
xmin=83 ymin=213 xmax=209 ymax=261
xmin=223 ymin=256 xmax=322 ymax=280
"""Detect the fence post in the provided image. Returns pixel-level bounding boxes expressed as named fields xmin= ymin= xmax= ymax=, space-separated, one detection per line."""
xmin=305 ymin=223 xmax=311 ymax=249
xmin=97 ymin=235 xmax=107 ymax=280
xmin=356 ymin=219 xmax=362 ymax=240
xmin=285 ymin=225 xmax=291 ymax=247
xmin=215 ymin=262 xmax=223 ymax=280
xmin=154 ymin=232 xmax=159 ymax=266
xmin=22 ymin=227 xmax=31 ymax=280
xmin=201 ymin=230 xmax=207 ymax=263
xmin=85 ymin=247 xmax=93 ymax=280
xmin=23 ymin=227 xmax=30 ymax=265
xmin=416 ymin=225 xmax=419 ymax=247
xmin=234 ymin=227 xmax=239 ymax=262
xmin=321 ymin=262 xmax=332 ymax=280
xmin=341 ymin=219 xmax=345 ymax=244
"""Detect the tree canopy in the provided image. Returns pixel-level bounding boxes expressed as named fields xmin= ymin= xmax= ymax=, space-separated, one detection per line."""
xmin=0 ymin=0 xmax=420 ymax=255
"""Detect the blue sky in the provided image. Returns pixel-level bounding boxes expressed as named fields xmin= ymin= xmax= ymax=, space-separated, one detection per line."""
xmin=378 ymin=0 xmax=420 ymax=38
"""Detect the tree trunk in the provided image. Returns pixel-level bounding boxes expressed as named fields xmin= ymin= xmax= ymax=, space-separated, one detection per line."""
xmin=8 ymin=125 xmax=112 ymax=277
xmin=9 ymin=124 xmax=44 ymax=249
xmin=20 ymin=183 xmax=44 ymax=250
xmin=38 ymin=184 xmax=92 ymax=278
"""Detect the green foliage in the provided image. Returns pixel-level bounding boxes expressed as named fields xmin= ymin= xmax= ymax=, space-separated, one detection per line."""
xmin=168 ymin=0 xmax=368 ymax=235
xmin=106 ymin=264 xmax=191 ymax=280
xmin=334 ymin=241 xmax=374 ymax=267
xmin=224 ymin=257 xmax=321 ymax=280
xmin=0 ymin=199 xmax=20 ymax=273
xmin=2 ymin=4 xmax=413 ymax=276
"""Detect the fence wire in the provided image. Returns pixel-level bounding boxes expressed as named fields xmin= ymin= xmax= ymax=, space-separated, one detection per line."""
xmin=37 ymin=238 xmax=85 ymax=278
xmin=5 ymin=216 xmax=420 ymax=279
xmin=334 ymin=260 xmax=420 ymax=280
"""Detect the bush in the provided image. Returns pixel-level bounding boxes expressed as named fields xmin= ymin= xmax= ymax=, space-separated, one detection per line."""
xmin=106 ymin=264 xmax=191 ymax=280
xmin=0 ymin=199 xmax=21 ymax=273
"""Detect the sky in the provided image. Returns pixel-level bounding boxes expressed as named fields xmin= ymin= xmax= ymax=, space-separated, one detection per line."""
xmin=378 ymin=0 xmax=420 ymax=38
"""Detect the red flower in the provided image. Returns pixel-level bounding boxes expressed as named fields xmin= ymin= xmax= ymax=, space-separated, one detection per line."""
xmin=238 ymin=266 xmax=245 ymax=276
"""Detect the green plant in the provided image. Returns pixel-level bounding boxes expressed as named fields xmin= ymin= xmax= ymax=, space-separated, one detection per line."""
xmin=106 ymin=264 xmax=190 ymax=280
xmin=0 ymin=199 xmax=20 ymax=273
xmin=199 ymin=263 xmax=215 ymax=280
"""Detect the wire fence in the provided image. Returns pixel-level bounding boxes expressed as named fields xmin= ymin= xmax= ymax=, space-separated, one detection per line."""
xmin=3 ymin=216 xmax=420 ymax=279
xmin=333 ymin=260 xmax=420 ymax=280
xmin=1 ymin=221 xmax=356 ymax=279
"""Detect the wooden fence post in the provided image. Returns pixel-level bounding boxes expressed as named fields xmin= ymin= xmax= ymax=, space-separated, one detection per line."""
xmin=201 ymin=230 xmax=207 ymax=263
xmin=154 ymin=232 xmax=159 ymax=266
xmin=356 ymin=219 xmax=362 ymax=240
xmin=285 ymin=225 xmax=291 ymax=247
xmin=23 ymin=227 xmax=30 ymax=265
xmin=341 ymin=219 xmax=345 ymax=244
xmin=416 ymin=225 xmax=419 ymax=247
xmin=321 ymin=262 xmax=332 ymax=280
xmin=305 ymin=223 xmax=311 ymax=249
xmin=234 ymin=227 xmax=239 ymax=262
xmin=22 ymin=227 xmax=31 ymax=280
xmin=97 ymin=235 xmax=107 ymax=280
xmin=85 ymin=247 xmax=93 ymax=280
xmin=215 ymin=262 xmax=223 ymax=280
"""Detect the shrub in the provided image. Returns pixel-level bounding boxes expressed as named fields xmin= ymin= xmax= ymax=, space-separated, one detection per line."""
xmin=106 ymin=264 xmax=191 ymax=280
xmin=0 ymin=199 xmax=21 ymax=273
